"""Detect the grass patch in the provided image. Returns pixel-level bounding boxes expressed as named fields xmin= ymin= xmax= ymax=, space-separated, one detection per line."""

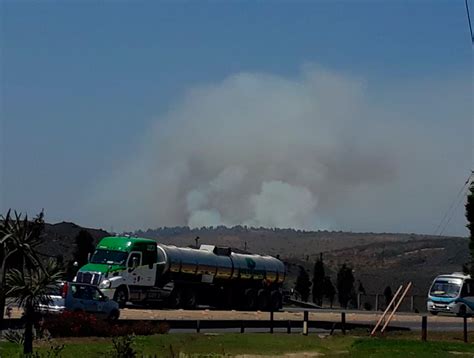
xmin=1 ymin=333 xmax=474 ymax=357
xmin=350 ymin=338 xmax=474 ymax=357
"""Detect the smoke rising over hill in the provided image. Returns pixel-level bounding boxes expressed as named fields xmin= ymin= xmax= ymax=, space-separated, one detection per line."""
xmin=84 ymin=65 xmax=471 ymax=234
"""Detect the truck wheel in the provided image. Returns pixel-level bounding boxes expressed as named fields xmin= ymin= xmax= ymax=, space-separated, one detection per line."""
xmin=113 ymin=287 xmax=128 ymax=308
xmin=182 ymin=288 xmax=197 ymax=309
xmin=257 ymin=289 xmax=270 ymax=311
xmin=244 ymin=289 xmax=257 ymax=311
xmin=167 ymin=288 xmax=182 ymax=309
xmin=270 ymin=291 xmax=282 ymax=312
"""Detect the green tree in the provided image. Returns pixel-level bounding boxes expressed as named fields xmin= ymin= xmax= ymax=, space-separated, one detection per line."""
xmin=323 ymin=276 xmax=336 ymax=308
xmin=66 ymin=230 xmax=95 ymax=280
xmin=466 ymin=180 xmax=474 ymax=276
xmin=6 ymin=259 xmax=63 ymax=354
xmin=294 ymin=265 xmax=311 ymax=302
xmin=336 ymin=263 xmax=354 ymax=309
xmin=0 ymin=210 xmax=45 ymax=326
xmin=312 ymin=254 xmax=325 ymax=306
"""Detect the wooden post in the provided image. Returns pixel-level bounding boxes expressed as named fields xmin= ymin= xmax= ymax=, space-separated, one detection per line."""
xmin=270 ymin=311 xmax=274 ymax=334
xmin=240 ymin=320 xmax=245 ymax=333
xmin=375 ymin=294 xmax=379 ymax=311
xmin=357 ymin=293 xmax=361 ymax=310
xmin=303 ymin=310 xmax=309 ymax=335
xmin=287 ymin=320 xmax=291 ymax=334
xmin=196 ymin=320 xmax=200 ymax=333
xmin=421 ymin=316 xmax=427 ymax=342
xmin=410 ymin=295 xmax=415 ymax=312
xmin=381 ymin=282 xmax=412 ymax=333
xmin=464 ymin=315 xmax=468 ymax=343
xmin=371 ymin=285 xmax=403 ymax=336
xmin=341 ymin=312 xmax=346 ymax=335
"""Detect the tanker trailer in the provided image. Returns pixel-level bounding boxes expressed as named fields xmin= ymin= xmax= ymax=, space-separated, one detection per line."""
xmin=76 ymin=236 xmax=286 ymax=311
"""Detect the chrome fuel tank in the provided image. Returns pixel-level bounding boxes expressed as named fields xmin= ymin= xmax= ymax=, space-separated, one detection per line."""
xmin=157 ymin=244 xmax=285 ymax=283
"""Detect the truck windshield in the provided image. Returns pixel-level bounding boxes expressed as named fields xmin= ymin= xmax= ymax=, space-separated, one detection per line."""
xmin=90 ymin=249 xmax=128 ymax=265
xmin=430 ymin=279 xmax=462 ymax=298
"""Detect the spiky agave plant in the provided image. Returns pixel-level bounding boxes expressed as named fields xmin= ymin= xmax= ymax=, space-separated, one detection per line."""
xmin=6 ymin=259 xmax=64 ymax=354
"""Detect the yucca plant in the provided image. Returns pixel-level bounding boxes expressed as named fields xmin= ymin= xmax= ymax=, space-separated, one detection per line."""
xmin=6 ymin=259 xmax=64 ymax=354
xmin=0 ymin=210 xmax=46 ymax=327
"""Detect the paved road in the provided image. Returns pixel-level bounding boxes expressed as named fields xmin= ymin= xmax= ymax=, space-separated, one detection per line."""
xmin=6 ymin=306 xmax=471 ymax=332
xmin=117 ymin=307 xmax=471 ymax=332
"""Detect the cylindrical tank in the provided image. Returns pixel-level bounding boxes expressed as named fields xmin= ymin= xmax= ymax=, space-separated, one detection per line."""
xmin=157 ymin=244 xmax=285 ymax=284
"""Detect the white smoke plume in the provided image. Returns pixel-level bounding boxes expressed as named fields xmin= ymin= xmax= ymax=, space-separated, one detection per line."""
xmin=83 ymin=65 xmax=471 ymax=234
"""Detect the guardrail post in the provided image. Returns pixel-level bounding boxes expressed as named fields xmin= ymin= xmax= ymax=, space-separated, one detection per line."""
xmin=303 ymin=310 xmax=309 ymax=335
xmin=270 ymin=311 xmax=274 ymax=334
xmin=240 ymin=320 xmax=245 ymax=333
xmin=421 ymin=316 xmax=427 ymax=342
xmin=464 ymin=315 xmax=468 ymax=343
xmin=196 ymin=320 xmax=200 ymax=333
xmin=341 ymin=312 xmax=346 ymax=335
xmin=287 ymin=319 xmax=291 ymax=334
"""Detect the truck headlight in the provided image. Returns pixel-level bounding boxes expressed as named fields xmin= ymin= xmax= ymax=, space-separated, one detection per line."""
xmin=99 ymin=280 xmax=111 ymax=289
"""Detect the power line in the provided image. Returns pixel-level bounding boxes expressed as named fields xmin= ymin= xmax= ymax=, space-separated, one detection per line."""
xmin=439 ymin=185 xmax=471 ymax=236
xmin=434 ymin=171 xmax=473 ymax=236
xmin=466 ymin=0 xmax=474 ymax=44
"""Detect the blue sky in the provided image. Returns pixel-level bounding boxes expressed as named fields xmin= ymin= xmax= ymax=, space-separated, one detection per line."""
xmin=1 ymin=1 xmax=472 ymax=235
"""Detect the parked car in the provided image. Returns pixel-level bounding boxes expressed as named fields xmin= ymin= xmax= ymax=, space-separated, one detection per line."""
xmin=39 ymin=281 xmax=120 ymax=320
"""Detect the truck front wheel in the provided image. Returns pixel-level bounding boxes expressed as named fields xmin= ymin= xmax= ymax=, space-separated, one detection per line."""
xmin=113 ymin=286 xmax=128 ymax=308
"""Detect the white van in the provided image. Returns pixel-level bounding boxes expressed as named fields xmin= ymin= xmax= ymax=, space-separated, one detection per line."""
xmin=427 ymin=272 xmax=474 ymax=316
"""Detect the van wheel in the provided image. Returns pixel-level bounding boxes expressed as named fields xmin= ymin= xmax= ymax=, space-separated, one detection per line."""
xmin=113 ymin=287 xmax=128 ymax=308
xmin=457 ymin=305 xmax=467 ymax=317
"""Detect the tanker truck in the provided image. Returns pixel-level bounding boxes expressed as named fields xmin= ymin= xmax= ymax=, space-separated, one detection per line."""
xmin=75 ymin=236 xmax=286 ymax=311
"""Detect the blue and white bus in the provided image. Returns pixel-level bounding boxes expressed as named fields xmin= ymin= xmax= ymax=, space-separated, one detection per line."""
xmin=427 ymin=273 xmax=474 ymax=316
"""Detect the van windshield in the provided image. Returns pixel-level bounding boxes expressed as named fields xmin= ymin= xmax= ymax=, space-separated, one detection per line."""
xmin=430 ymin=279 xmax=462 ymax=298
xmin=90 ymin=249 xmax=128 ymax=265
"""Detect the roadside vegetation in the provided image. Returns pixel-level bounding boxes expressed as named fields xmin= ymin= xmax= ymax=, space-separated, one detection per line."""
xmin=2 ymin=332 xmax=474 ymax=357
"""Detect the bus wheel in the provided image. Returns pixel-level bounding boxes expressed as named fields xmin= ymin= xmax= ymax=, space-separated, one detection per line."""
xmin=457 ymin=305 xmax=467 ymax=317
xmin=113 ymin=287 xmax=128 ymax=308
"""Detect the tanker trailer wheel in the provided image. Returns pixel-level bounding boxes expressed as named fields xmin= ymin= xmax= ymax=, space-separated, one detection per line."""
xmin=244 ymin=288 xmax=257 ymax=311
xmin=167 ymin=288 xmax=182 ymax=309
xmin=182 ymin=288 xmax=197 ymax=309
xmin=257 ymin=289 xmax=270 ymax=311
xmin=269 ymin=290 xmax=282 ymax=312
xmin=113 ymin=286 xmax=128 ymax=308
